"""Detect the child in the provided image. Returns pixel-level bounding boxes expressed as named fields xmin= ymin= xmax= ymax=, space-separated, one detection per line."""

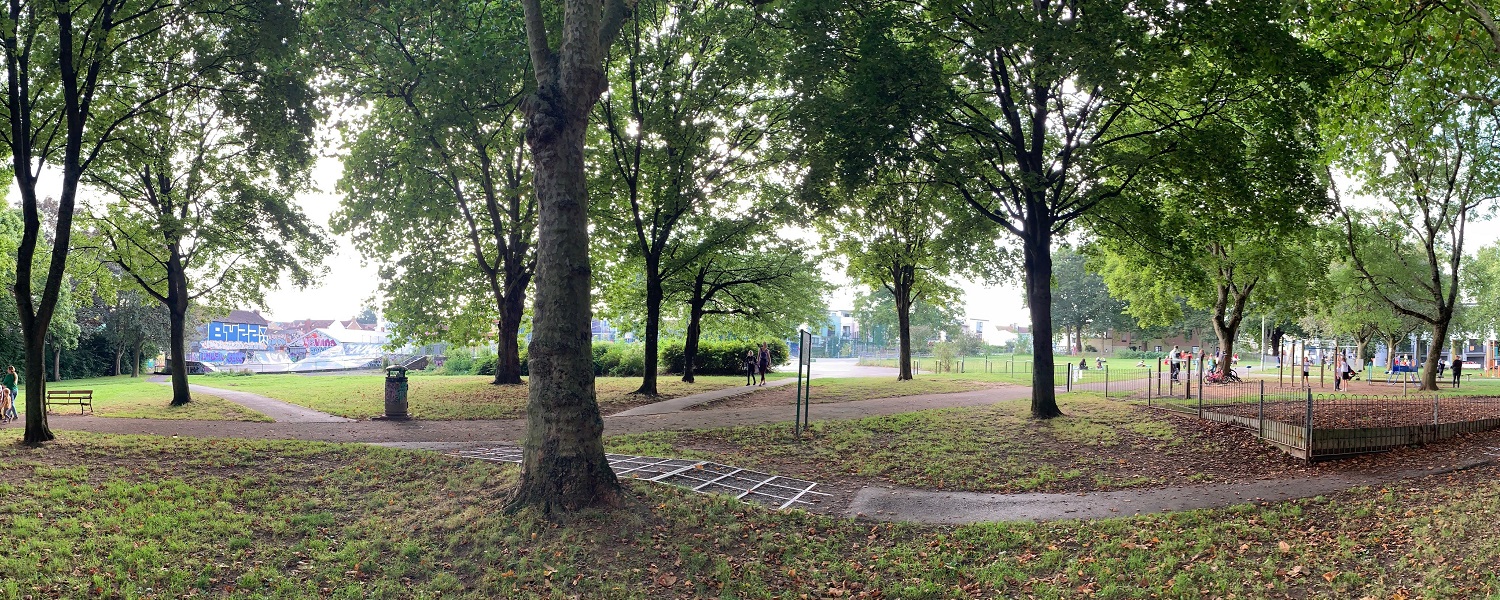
xmin=744 ymin=350 xmax=757 ymax=386
xmin=0 ymin=386 xmax=12 ymax=423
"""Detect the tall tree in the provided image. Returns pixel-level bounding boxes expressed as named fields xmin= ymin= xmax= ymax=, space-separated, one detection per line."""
xmin=594 ymin=0 xmax=788 ymax=396
xmin=1332 ymin=93 xmax=1500 ymax=390
xmin=1092 ymin=62 xmax=1331 ymax=377
xmin=320 ymin=0 xmax=537 ymax=385
xmin=510 ymin=0 xmax=632 ymax=514
xmin=785 ymin=0 xmax=1321 ymax=417
xmin=2 ymin=0 xmax=316 ymax=442
xmin=1049 ymin=247 xmax=1125 ymax=356
xmin=820 ymin=159 xmax=993 ymax=381
xmin=667 ymin=232 xmax=827 ymax=383
xmin=99 ymin=290 xmax=170 ymax=377
xmin=85 ymin=87 xmax=328 ymax=406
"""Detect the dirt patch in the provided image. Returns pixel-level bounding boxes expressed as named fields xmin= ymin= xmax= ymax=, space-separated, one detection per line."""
xmin=1210 ymin=396 xmax=1500 ymax=428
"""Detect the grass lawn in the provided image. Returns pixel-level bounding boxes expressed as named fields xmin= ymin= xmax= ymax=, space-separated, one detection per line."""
xmin=618 ymin=393 xmax=1313 ymax=493
xmin=41 ymin=376 xmax=270 ymax=421
xmin=190 ymin=373 xmax=785 ymax=420
xmin=691 ymin=375 xmax=1006 ymax=410
xmin=1 ymin=433 xmax=1497 ymax=598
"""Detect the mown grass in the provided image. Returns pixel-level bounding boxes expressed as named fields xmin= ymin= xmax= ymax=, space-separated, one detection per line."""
xmin=614 ymin=393 xmax=1295 ymax=493
xmin=1 ymin=432 xmax=1497 ymax=598
xmin=699 ymin=376 xmax=1003 ymax=410
xmin=189 ymin=374 xmax=783 ymax=420
xmin=41 ymin=375 xmax=270 ymax=421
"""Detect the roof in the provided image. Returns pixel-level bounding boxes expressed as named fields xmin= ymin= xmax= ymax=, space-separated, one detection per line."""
xmin=224 ymin=310 xmax=269 ymax=326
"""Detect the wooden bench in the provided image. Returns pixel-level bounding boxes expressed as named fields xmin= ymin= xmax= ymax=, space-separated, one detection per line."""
xmin=45 ymin=389 xmax=93 ymax=414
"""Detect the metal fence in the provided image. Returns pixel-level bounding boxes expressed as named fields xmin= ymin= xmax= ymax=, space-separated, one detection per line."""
xmin=1141 ymin=379 xmax=1500 ymax=460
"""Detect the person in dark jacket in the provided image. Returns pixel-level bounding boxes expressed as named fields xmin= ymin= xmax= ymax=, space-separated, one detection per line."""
xmin=757 ymin=343 xmax=771 ymax=386
xmin=1452 ymin=356 xmax=1463 ymax=388
xmin=744 ymin=350 xmax=757 ymax=386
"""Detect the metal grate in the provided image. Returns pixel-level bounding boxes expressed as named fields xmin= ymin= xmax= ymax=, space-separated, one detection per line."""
xmin=454 ymin=447 xmax=829 ymax=510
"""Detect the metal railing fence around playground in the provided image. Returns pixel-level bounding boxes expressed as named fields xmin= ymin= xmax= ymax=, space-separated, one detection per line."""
xmin=1141 ymin=377 xmax=1500 ymax=460
xmin=906 ymin=357 xmax=1032 ymax=375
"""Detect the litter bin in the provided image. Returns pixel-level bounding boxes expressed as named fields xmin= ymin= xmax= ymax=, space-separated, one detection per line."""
xmin=384 ymin=366 xmax=409 ymax=419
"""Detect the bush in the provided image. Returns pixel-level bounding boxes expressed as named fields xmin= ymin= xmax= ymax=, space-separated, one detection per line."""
xmin=662 ymin=339 xmax=790 ymax=375
xmin=441 ymin=349 xmax=475 ymax=375
xmin=475 ymin=350 xmax=497 ymax=376
xmin=1115 ymin=350 xmax=1168 ymax=360
xmin=591 ymin=341 xmax=648 ymax=377
xmin=933 ymin=341 xmax=958 ymax=372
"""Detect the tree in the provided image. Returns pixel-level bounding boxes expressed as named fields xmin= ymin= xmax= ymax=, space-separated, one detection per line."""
xmin=320 ymin=0 xmax=537 ymax=385
xmin=1049 ymin=248 xmax=1125 ymax=356
xmin=1332 ymin=92 xmax=1500 ymax=390
xmin=86 ymin=85 xmax=327 ymax=406
xmin=667 ymin=232 xmax=827 ymax=383
xmin=852 ymin=288 xmax=964 ymax=351
xmin=785 ymin=0 xmax=1322 ymax=417
xmin=1092 ymin=61 xmax=1331 ymax=378
xmin=509 ymin=0 xmax=633 ymax=515
xmin=593 ymin=0 xmax=787 ymax=396
xmin=99 ymin=291 xmax=170 ymax=377
xmin=2 ymin=0 xmax=316 ymax=442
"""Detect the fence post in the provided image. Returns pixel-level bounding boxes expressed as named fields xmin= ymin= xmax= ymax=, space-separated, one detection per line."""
xmin=1186 ymin=359 xmax=1193 ymax=401
xmin=1067 ymin=363 xmax=1073 ymax=392
xmin=1104 ymin=365 xmax=1109 ymax=397
xmin=1258 ymin=380 xmax=1265 ymax=439
xmin=1147 ymin=368 xmax=1153 ymax=406
xmin=1304 ymin=388 xmax=1314 ymax=463
xmin=1197 ymin=375 xmax=1203 ymax=418
xmin=1434 ymin=395 xmax=1439 ymax=425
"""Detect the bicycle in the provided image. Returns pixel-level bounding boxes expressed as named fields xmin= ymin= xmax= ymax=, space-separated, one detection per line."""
xmin=1204 ymin=368 xmax=1241 ymax=384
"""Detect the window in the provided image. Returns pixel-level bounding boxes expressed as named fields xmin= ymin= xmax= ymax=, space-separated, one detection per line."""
xmin=842 ymin=326 xmax=851 ymax=337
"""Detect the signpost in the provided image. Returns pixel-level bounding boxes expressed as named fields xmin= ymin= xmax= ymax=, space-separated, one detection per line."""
xmin=795 ymin=330 xmax=812 ymax=437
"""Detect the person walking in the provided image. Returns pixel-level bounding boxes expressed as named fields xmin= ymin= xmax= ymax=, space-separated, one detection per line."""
xmin=1301 ymin=355 xmax=1311 ymax=386
xmin=1452 ymin=356 xmax=1463 ymax=388
xmin=2 ymin=366 xmax=17 ymax=421
xmin=743 ymin=350 xmax=757 ymax=386
xmin=757 ymin=343 xmax=771 ymax=386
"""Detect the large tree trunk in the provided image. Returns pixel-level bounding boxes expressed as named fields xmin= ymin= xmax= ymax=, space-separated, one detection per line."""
xmin=167 ymin=302 xmax=192 ymax=406
xmin=509 ymin=0 xmax=624 ymax=512
xmin=113 ymin=346 xmax=123 ymax=376
xmin=494 ymin=284 xmax=526 ymax=385
xmin=681 ymin=302 xmax=704 ymax=383
xmin=52 ymin=346 xmax=60 ymax=382
xmin=1423 ymin=321 xmax=1449 ymax=391
xmin=21 ymin=328 xmax=51 ymax=443
xmin=895 ymin=279 xmax=914 ymax=381
xmin=1354 ymin=337 xmax=1369 ymax=371
xmin=635 ymin=262 xmax=662 ymax=395
xmin=1023 ymin=229 xmax=1061 ymax=419
xmin=132 ymin=342 xmax=143 ymax=378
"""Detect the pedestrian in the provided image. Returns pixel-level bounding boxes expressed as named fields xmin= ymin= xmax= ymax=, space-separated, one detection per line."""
xmin=1436 ymin=358 xmax=1446 ymax=379
xmin=2 ymin=366 xmax=17 ymax=421
xmin=1301 ymin=355 xmax=1310 ymax=386
xmin=1452 ymin=356 xmax=1463 ymax=388
xmin=757 ymin=343 xmax=771 ymax=386
xmin=1079 ymin=358 xmax=1088 ymax=371
xmin=744 ymin=350 xmax=757 ymax=386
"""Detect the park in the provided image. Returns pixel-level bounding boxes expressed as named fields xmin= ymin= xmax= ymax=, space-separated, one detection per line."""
xmin=2 ymin=0 xmax=1500 ymax=597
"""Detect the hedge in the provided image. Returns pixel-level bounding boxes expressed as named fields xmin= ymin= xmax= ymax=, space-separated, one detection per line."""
xmin=661 ymin=339 xmax=789 ymax=375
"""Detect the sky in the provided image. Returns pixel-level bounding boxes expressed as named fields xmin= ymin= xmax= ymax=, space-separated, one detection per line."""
xmin=259 ymin=153 xmax=1033 ymax=326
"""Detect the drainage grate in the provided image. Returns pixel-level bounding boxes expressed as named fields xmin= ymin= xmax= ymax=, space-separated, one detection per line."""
xmin=454 ymin=446 xmax=828 ymax=510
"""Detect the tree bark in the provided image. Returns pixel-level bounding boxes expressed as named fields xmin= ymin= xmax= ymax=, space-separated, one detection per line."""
xmin=508 ymin=0 xmax=627 ymax=515
xmin=113 ymin=347 xmax=123 ymax=376
xmin=1423 ymin=321 xmax=1449 ymax=390
xmin=1024 ymin=231 xmax=1062 ymax=419
xmin=681 ymin=302 xmax=705 ymax=383
xmin=895 ymin=278 xmax=914 ymax=381
xmin=494 ymin=284 xmax=527 ymax=385
xmin=52 ymin=346 xmax=60 ymax=382
xmin=133 ymin=342 xmax=143 ymax=377
xmin=635 ymin=263 xmax=662 ymax=395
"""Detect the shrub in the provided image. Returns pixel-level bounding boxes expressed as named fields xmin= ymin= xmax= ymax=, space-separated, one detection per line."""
xmin=662 ymin=339 xmax=790 ymax=375
xmin=933 ymin=341 xmax=958 ymax=372
xmin=591 ymin=341 xmax=648 ymax=377
xmin=442 ymin=349 xmax=475 ymax=375
xmin=1115 ymin=350 xmax=1167 ymax=360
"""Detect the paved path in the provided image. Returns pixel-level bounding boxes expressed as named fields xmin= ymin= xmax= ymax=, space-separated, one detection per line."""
xmin=847 ymin=455 xmax=1499 ymax=523
xmin=150 ymin=376 xmax=352 ymax=423
xmin=612 ymin=378 xmax=797 ymax=416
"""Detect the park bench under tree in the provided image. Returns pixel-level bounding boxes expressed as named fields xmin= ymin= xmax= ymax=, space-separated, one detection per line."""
xmin=44 ymin=389 xmax=94 ymax=414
